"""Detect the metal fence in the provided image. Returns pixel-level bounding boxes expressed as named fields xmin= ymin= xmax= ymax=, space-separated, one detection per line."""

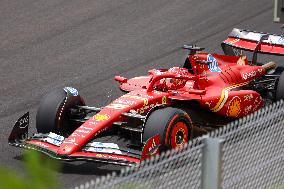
xmin=74 ymin=101 xmax=284 ymax=189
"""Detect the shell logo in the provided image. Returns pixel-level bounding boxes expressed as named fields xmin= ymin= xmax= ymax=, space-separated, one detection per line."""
xmin=227 ymin=96 xmax=241 ymax=117
xmin=94 ymin=114 xmax=110 ymax=121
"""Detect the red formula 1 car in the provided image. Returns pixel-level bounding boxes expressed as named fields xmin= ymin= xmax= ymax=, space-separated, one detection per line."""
xmin=9 ymin=28 xmax=284 ymax=165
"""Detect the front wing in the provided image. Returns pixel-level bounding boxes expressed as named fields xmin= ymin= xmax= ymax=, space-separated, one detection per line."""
xmin=8 ymin=112 xmax=160 ymax=166
xmin=13 ymin=140 xmax=140 ymax=166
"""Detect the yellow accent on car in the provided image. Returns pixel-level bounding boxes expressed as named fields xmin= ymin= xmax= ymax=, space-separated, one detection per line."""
xmin=211 ymin=82 xmax=249 ymax=112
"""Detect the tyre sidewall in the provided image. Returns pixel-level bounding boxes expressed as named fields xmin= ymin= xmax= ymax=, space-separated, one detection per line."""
xmin=36 ymin=88 xmax=84 ymax=134
xmin=142 ymin=107 xmax=191 ymax=150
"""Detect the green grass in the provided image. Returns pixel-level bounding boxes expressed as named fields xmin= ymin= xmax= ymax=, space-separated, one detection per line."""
xmin=0 ymin=150 xmax=61 ymax=189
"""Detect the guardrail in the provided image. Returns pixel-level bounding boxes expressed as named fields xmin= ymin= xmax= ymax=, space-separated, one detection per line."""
xmin=74 ymin=101 xmax=284 ymax=189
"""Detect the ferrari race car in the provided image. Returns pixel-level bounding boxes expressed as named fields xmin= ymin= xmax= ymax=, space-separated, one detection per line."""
xmin=8 ymin=28 xmax=284 ymax=165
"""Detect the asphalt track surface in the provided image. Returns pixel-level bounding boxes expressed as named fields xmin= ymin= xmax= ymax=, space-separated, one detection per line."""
xmin=0 ymin=0 xmax=283 ymax=188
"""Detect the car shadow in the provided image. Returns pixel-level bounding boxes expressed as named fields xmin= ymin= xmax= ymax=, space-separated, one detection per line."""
xmin=59 ymin=161 xmax=123 ymax=175
xmin=14 ymin=154 xmax=123 ymax=175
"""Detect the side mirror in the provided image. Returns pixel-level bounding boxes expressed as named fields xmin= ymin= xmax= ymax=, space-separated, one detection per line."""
xmin=183 ymin=44 xmax=205 ymax=55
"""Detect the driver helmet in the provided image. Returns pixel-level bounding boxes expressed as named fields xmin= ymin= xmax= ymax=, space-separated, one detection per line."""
xmin=156 ymin=67 xmax=189 ymax=91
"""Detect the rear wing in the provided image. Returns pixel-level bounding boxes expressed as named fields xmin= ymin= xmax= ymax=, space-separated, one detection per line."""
xmin=222 ymin=28 xmax=284 ymax=56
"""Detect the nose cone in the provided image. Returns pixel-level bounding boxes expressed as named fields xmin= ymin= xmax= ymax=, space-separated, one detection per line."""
xmin=56 ymin=111 xmax=119 ymax=155
xmin=57 ymin=141 xmax=77 ymax=155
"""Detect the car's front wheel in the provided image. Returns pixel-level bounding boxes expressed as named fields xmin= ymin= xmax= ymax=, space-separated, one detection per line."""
xmin=36 ymin=87 xmax=85 ymax=135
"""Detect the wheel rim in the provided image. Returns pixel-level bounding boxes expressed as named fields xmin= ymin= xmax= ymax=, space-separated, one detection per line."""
xmin=170 ymin=121 xmax=188 ymax=149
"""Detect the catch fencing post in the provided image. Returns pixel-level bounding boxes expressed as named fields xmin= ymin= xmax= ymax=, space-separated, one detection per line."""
xmin=274 ymin=0 xmax=284 ymax=22
xmin=201 ymin=136 xmax=224 ymax=189
xmin=274 ymin=0 xmax=280 ymax=22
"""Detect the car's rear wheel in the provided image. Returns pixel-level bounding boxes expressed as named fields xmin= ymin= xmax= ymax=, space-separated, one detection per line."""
xmin=36 ymin=87 xmax=85 ymax=135
xmin=276 ymin=72 xmax=284 ymax=100
xmin=142 ymin=107 xmax=192 ymax=150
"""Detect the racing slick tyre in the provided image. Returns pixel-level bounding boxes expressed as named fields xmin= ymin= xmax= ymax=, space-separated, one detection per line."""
xmin=142 ymin=107 xmax=192 ymax=151
xmin=36 ymin=87 xmax=85 ymax=135
xmin=276 ymin=72 xmax=284 ymax=100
